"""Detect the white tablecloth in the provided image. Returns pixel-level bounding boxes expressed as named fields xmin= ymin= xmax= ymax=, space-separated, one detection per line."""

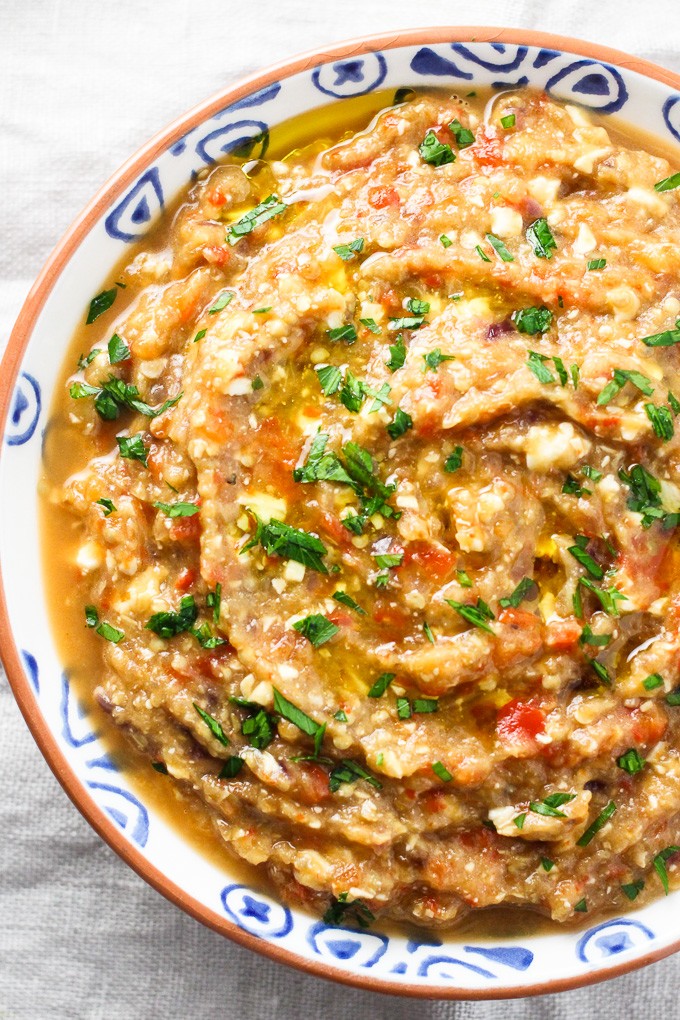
xmin=2 ymin=2 xmax=680 ymax=1016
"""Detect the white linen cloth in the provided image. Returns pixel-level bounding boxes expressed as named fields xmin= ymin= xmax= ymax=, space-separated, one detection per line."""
xmin=1 ymin=2 xmax=680 ymax=1015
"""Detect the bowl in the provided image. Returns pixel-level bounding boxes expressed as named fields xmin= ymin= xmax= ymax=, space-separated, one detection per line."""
xmin=3 ymin=26 xmax=680 ymax=1000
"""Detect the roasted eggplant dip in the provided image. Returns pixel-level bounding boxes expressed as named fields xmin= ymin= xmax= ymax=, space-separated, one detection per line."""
xmin=44 ymin=88 xmax=680 ymax=930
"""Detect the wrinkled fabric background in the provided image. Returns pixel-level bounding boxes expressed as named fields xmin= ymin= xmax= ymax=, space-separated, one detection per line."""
xmin=1 ymin=2 xmax=679 ymax=1016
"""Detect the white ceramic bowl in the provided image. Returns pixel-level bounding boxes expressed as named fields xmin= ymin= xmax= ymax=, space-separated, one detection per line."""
xmin=4 ymin=27 xmax=680 ymax=999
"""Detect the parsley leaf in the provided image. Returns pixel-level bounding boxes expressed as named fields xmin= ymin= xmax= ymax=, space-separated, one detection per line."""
xmin=653 ymin=845 xmax=680 ymax=894
xmin=419 ymin=131 xmax=455 ymax=166
xmin=273 ymin=687 xmax=325 ymax=754
xmin=219 ymin=756 xmax=244 ymax=779
xmin=386 ymin=334 xmax=406 ymax=372
xmin=423 ymin=348 xmax=455 ymax=372
xmin=96 ymin=498 xmax=116 ymax=516
xmin=640 ymin=320 xmax=680 ymax=347
xmin=645 ymin=403 xmax=674 ymax=441
xmin=529 ymin=792 xmax=576 ymax=818
xmin=86 ymin=287 xmax=117 ymax=324
xmin=367 ymin=672 xmax=395 ymax=698
xmin=621 ymin=879 xmax=644 ymax=901
xmin=108 ymin=333 xmax=130 ymax=363
xmin=208 ymin=290 xmax=234 ymax=314
xmin=444 ymin=446 xmax=463 ymax=473
xmin=432 ymin=761 xmax=453 ymax=782
xmin=316 ymin=365 xmax=343 ymax=396
xmin=323 ymin=893 xmax=375 ymax=928
xmin=360 ymin=317 xmax=381 ymax=334
xmin=617 ymin=748 xmax=646 ymax=774
xmin=292 ymin=613 xmax=339 ymax=647
xmin=116 ymin=433 xmax=148 ymax=467
xmin=499 ymin=577 xmax=537 ymax=609
xmin=587 ymin=258 xmax=606 ymax=271
xmin=193 ymin=702 xmax=229 ymax=746
xmin=486 ymin=233 xmax=514 ymax=262
xmin=386 ymin=407 xmax=413 ymax=439
xmin=527 ymin=351 xmax=556 ymax=384
xmin=526 ymin=218 xmax=556 ymax=259
xmin=654 ymin=172 xmax=680 ymax=193
xmin=446 ymin=598 xmax=495 ymax=634
xmin=597 ymin=368 xmax=654 ymax=406
xmin=241 ymin=515 xmax=329 ymax=573
xmin=206 ymin=583 xmax=222 ymax=623
xmin=327 ymin=323 xmax=358 ymax=344
xmin=567 ymin=538 xmax=605 ymax=579
xmin=333 ymin=238 xmax=364 ymax=261
xmin=153 ymin=501 xmax=199 ymax=518
xmin=513 ymin=306 xmax=553 ymax=335
xmin=449 ymin=118 xmax=475 ymax=147
xmin=576 ymin=801 xmax=616 ymax=846
xmin=332 ymin=590 xmax=366 ymax=615
xmin=328 ymin=759 xmax=382 ymax=793
xmin=146 ymin=595 xmax=198 ymax=638
xmin=227 ymin=195 xmax=286 ymax=244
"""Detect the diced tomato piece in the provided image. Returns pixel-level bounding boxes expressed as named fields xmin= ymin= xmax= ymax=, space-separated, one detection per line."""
xmin=295 ymin=762 xmax=330 ymax=805
xmin=631 ymin=706 xmax=668 ymax=745
xmin=471 ymin=130 xmax=504 ymax=167
xmin=402 ymin=540 xmax=457 ymax=583
xmin=169 ymin=513 xmax=202 ymax=545
xmin=373 ymin=602 xmax=412 ymax=636
xmin=496 ymin=698 xmax=545 ymax=753
xmin=545 ymin=617 xmax=582 ymax=651
xmin=423 ymin=789 xmax=446 ymax=813
xmin=174 ymin=567 xmax=197 ymax=591
xmin=202 ymin=244 xmax=232 ymax=267
xmin=368 ymin=186 xmax=400 ymax=209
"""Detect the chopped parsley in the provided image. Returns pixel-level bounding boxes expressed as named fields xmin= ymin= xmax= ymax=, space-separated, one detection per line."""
xmin=587 ymin=258 xmax=606 ymax=271
xmin=316 ymin=365 xmax=343 ymax=396
xmin=273 ymin=688 xmax=325 ymax=755
xmin=360 ymin=317 xmax=381 ymax=334
xmin=419 ymin=131 xmax=455 ymax=167
xmin=527 ymin=351 xmax=556 ymax=385
xmin=617 ymin=748 xmax=646 ymax=774
xmin=653 ymin=845 xmax=680 ymax=894
xmin=242 ymin=515 xmax=329 ymax=573
xmin=526 ymin=218 xmax=556 ymax=259
xmin=334 ymin=709 xmax=348 ymax=722
xmin=108 ymin=334 xmax=130 ymax=363
xmin=219 ymin=756 xmax=244 ymax=779
xmin=332 ymin=590 xmax=366 ymax=615
xmin=386 ymin=335 xmax=406 ymax=372
xmin=640 ymin=320 xmax=680 ymax=347
xmin=367 ymin=672 xmax=396 ymax=698
xmin=423 ymin=621 xmax=435 ymax=643
xmin=323 ymin=893 xmax=375 ymax=929
xmin=578 ymin=578 xmax=627 ymax=617
xmin=445 ymin=598 xmax=495 ymax=634
xmin=529 ymin=792 xmax=576 ymax=818
xmin=423 ymin=348 xmax=455 ymax=372
xmin=367 ymin=381 xmax=392 ymax=413
xmin=667 ymin=690 xmax=680 ymax=707
xmin=645 ymin=403 xmax=674 ymax=441
xmin=449 ymin=118 xmax=475 ymax=148
xmin=95 ymin=497 xmax=116 ymax=516
xmin=486 ymin=233 xmax=514 ymax=262
xmin=374 ymin=552 xmax=403 ymax=569
xmin=642 ymin=673 xmax=664 ymax=691
xmin=227 ymin=195 xmax=286 ymax=244
xmin=432 ymin=761 xmax=453 ymax=782
xmin=332 ymin=238 xmax=364 ymax=261
xmin=513 ymin=306 xmax=553 ymax=335
xmin=70 ymin=375 xmax=182 ymax=421
xmin=252 ymin=376 xmax=264 ymax=391
xmin=85 ymin=604 xmax=124 ymax=643
xmin=576 ymin=801 xmax=616 ymax=847
xmin=206 ymin=583 xmax=222 ymax=624
xmin=589 ymin=659 xmax=612 ymax=686
xmin=208 ymin=290 xmax=234 ymax=314
xmin=618 ymin=463 xmax=678 ymax=530
xmin=540 ymin=857 xmax=555 ymax=872
xmin=440 ymin=234 xmax=452 ymax=248
xmin=456 ymin=569 xmax=472 ymax=587
xmin=475 ymin=244 xmax=492 ymax=263
xmin=574 ymin=899 xmax=588 ymax=913
xmin=562 ymin=474 xmax=591 ymax=498
xmin=389 ymin=315 xmax=426 ymax=331
xmin=444 ymin=446 xmax=463 ymax=473
xmin=567 ymin=536 xmax=604 ymax=579
xmin=292 ymin=614 xmax=339 ymax=647
xmin=86 ymin=287 xmax=118 ymax=324
xmin=193 ymin=703 xmax=229 ymax=746
xmin=597 ymin=368 xmax=654 ymax=406
xmin=77 ymin=349 xmax=100 ymax=369
xmin=654 ymin=171 xmax=680 ymax=193
xmin=193 ymin=328 xmax=207 ymax=343
xmin=396 ymin=697 xmax=412 ymax=720
xmin=231 ymin=697 xmax=276 ymax=751
xmin=116 ymin=433 xmax=148 ymax=467
xmin=146 ymin=594 xmax=198 ymax=638
xmin=579 ymin=624 xmax=611 ymax=648
xmin=327 ymin=323 xmax=358 ymax=344
xmin=499 ymin=577 xmax=537 ymax=609
xmin=500 ymin=113 xmax=516 ymax=128
xmin=621 ymin=879 xmax=645 ymax=901
xmin=328 ymin=759 xmax=382 ymax=793
xmin=386 ymin=407 xmax=413 ymax=439
xmin=152 ymin=762 xmax=168 ymax=775
xmin=412 ymin=698 xmax=438 ymax=714
xmin=339 ymin=370 xmax=364 ymax=413
xmin=153 ymin=501 xmax=199 ymax=517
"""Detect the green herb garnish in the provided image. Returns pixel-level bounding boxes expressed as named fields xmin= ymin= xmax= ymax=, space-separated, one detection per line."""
xmin=333 ymin=238 xmax=364 ymax=261
xmin=292 ymin=614 xmax=339 ymax=647
xmin=193 ymin=702 xmax=229 ymax=746
xmin=577 ymin=801 xmax=616 ymax=847
xmin=227 ymin=195 xmax=286 ymax=244
xmin=419 ymin=131 xmax=455 ymax=167
xmin=86 ymin=287 xmax=117 ymax=324
xmin=486 ymin=233 xmax=514 ymax=262
xmin=432 ymin=761 xmax=453 ymax=782
xmin=242 ymin=515 xmax=329 ymax=573
xmin=513 ymin=306 xmax=553 ymax=335
xmin=445 ymin=598 xmax=495 ymax=634
xmin=116 ymin=433 xmax=148 ymax=466
xmin=153 ymin=501 xmax=199 ymax=517
xmin=526 ymin=218 xmax=556 ymax=259
xmin=367 ymin=672 xmax=396 ymax=698
xmin=499 ymin=577 xmax=537 ymax=609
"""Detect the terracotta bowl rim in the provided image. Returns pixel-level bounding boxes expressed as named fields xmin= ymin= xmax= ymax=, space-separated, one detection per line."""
xmin=3 ymin=25 xmax=680 ymax=999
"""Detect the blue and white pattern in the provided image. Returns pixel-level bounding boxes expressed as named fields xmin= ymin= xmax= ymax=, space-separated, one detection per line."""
xmin=3 ymin=37 xmax=679 ymax=994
